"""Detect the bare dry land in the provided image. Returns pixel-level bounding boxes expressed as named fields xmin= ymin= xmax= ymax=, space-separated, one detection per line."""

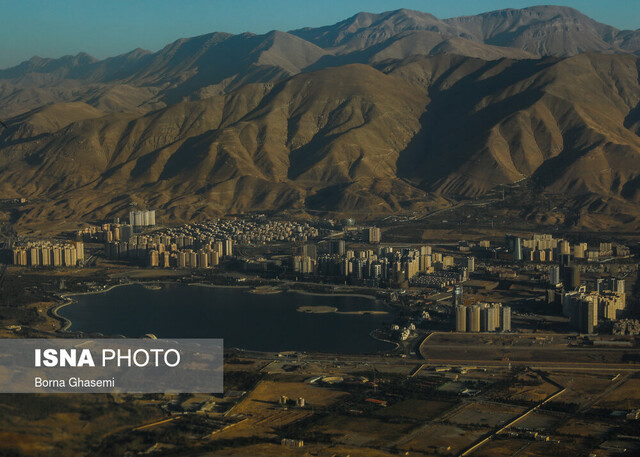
xmin=420 ymin=332 xmax=640 ymax=367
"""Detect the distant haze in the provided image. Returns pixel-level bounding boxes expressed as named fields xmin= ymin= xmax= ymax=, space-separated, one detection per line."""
xmin=0 ymin=1 xmax=639 ymax=69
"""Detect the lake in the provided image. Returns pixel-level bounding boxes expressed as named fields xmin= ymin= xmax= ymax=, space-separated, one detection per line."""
xmin=59 ymin=283 xmax=395 ymax=353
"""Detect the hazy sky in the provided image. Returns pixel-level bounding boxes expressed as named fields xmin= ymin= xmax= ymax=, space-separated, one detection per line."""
xmin=1 ymin=0 xmax=639 ymax=69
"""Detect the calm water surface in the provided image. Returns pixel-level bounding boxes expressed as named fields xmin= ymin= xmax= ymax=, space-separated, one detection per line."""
xmin=60 ymin=284 xmax=394 ymax=353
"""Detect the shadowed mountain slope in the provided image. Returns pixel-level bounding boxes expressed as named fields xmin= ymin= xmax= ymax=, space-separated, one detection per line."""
xmin=0 ymin=52 xmax=639 ymax=229
xmin=0 ymin=7 xmax=639 ymax=229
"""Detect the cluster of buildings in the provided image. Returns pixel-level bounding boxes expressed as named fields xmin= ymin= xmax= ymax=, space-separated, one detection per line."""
xmin=279 ymin=395 xmax=305 ymax=408
xmin=129 ymin=210 xmax=156 ymax=227
xmin=501 ymin=233 xmax=632 ymax=334
xmin=79 ymin=216 xmax=321 ymax=247
xmin=562 ymin=282 xmax=626 ymax=333
xmin=390 ymin=322 xmax=416 ymax=341
xmin=292 ymin=243 xmax=470 ymax=287
xmin=77 ymin=223 xmax=133 ymax=243
xmin=612 ymin=319 xmax=640 ymax=336
xmin=103 ymin=233 xmax=233 ymax=268
xmin=154 ymin=219 xmax=320 ymax=245
xmin=539 ymin=246 xmax=629 ymax=333
xmin=455 ymin=302 xmax=512 ymax=333
xmin=77 ymin=220 xmax=235 ymax=269
xmin=147 ymin=241 xmax=231 ymax=269
xmin=281 ymin=439 xmax=304 ymax=448
xmin=506 ymin=233 xmax=629 ymax=263
xmin=12 ymin=241 xmax=85 ymax=267
xmin=76 ymin=209 xmax=155 ymax=243
xmin=410 ymin=270 xmax=467 ymax=288
xmin=76 ymin=211 xmax=156 ymax=240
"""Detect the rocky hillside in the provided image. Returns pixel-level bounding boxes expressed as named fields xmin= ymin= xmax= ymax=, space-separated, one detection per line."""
xmin=0 ymin=6 xmax=639 ymax=230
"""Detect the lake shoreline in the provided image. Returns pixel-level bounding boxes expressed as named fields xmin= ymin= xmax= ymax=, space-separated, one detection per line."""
xmin=55 ymin=282 xmax=396 ymax=353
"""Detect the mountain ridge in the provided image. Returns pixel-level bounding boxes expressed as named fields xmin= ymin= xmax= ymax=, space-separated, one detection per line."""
xmin=2 ymin=5 xmax=639 ymax=119
xmin=1 ymin=6 xmax=639 ymax=231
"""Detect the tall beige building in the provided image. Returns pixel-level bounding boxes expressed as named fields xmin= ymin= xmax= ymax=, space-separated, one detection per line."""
xmin=149 ymin=250 xmax=159 ymax=267
xmin=162 ymin=252 xmax=171 ymax=268
xmin=41 ymin=248 xmax=51 ymax=266
xmin=29 ymin=247 xmax=39 ymax=266
xmin=455 ymin=305 xmax=467 ymax=332
xmin=209 ymin=250 xmax=219 ymax=266
xmin=574 ymin=243 xmax=587 ymax=259
xmin=189 ymin=251 xmax=198 ymax=268
xmin=368 ymin=227 xmax=381 ymax=244
xmin=198 ymin=250 xmax=209 ymax=268
xmin=224 ymin=239 xmax=233 ymax=257
xmin=52 ymin=247 xmax=62 ymax=266
xmin=177 ymin=251 xmax=188 ymax=268
xmin=467 ymin=305 xmax=481 ymax=333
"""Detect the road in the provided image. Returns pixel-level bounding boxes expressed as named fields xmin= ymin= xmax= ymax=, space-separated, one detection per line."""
xmin=576 ymin=372 xmax=632 ymax=413
xmin=458 ymin=370 xmax=565 ymax=457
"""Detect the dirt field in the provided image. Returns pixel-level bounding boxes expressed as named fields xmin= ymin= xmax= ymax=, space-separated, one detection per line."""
xmin=215 ymin=380 xmax=348 ymax=440
xmin=549 ymin=371 xmax=623 ymax=407
xmin=474 ymin=439 xmax=536 ymax=457
xmin=593 ymin=376 xmax=640 ymax=409
xmin=514 ymin=410 xmax=561 ymax=430
xmin=0 ymin=300 xmax=61 ymax=337
xmin=448 ymin=402 xmax=526 ymax=427
xmin=555 ymin=418 xmax=612 ymax=439
xmin=375 ymin=399 xmax=456 ymax=421
xmin=399 ymin=423 xmax=491 ymax=455
xmin=312 ymin=415 xmax=415 ymax=447
xmin=0 ymin=394 xmax=163 ymax=457
xmin=498 ymin=372 xmax=561 ymax=403
xmin=517 ymin=439 xmax=592 ymax=456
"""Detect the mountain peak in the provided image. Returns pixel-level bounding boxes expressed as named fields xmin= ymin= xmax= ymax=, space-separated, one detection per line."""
xmin=1 ymin=6 xmax=640 ymax=229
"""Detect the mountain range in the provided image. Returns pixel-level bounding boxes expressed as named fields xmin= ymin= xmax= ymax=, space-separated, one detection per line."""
xmin=1 ymin=5 xmax=639 ymax=230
